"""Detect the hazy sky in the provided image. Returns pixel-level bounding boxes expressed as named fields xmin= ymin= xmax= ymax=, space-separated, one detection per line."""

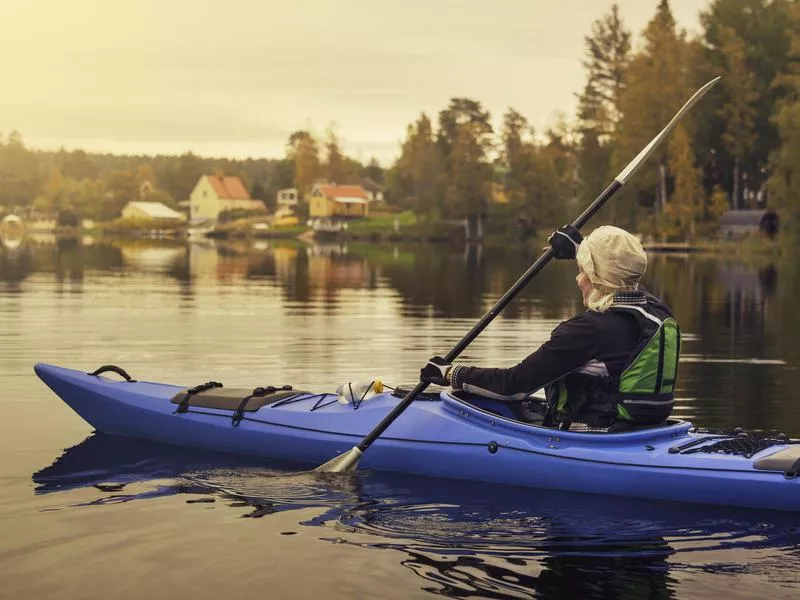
xmin=1 ymin=0 xmax=706 ymax=164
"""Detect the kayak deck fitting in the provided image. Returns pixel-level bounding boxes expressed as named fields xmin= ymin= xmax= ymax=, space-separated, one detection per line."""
xmin=34 ymin=363 xmax=800 ymax=512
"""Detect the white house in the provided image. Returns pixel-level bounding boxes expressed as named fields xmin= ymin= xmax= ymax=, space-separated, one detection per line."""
xmin=277 ymin=188 xmax=299 ymax=209
xmin=361 ymin=177 xmax=384 ymax=203
xmin=121 ymin=201 xmax=185 ymax=220
xmin=189 ymin=175 xmax=265 ymax=221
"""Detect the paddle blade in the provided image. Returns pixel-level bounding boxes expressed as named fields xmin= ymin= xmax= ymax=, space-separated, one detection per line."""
xmin=314 ymin=446 xmax=363 ymax=473
xmin=615 ymin=76 xmax=721 ymax=185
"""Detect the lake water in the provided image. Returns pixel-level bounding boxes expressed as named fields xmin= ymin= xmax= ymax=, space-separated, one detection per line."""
xmin=2 ymin=235 xmax=799 ymax=599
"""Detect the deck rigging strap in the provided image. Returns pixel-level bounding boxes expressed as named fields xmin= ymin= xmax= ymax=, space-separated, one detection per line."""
xmin=175 ymin=381 xmax=223 ymax=414
xmin=232 ymin=385 xmax=292 ymax=426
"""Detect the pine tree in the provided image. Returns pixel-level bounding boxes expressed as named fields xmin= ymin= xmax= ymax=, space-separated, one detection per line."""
xmin=0 ymin=131 xmax=41 ymax=209
xmin=437 ymin=99 xmax=493 ymax=219
xmin=324 ymin=126 xmax=346 ymax=184
xmin=500 ymin=108 xmax=534 ymax=210
xmin=577 ymin=4 xmax=631 ymax=138
xmin=286 ymin=131 xmax=321 ymax=197
xmin=768 ymin=1 xmax=800 ymax=234
xmin=666 ymin=124 xmax=704 ymax=238
xmin=532 ymin=122 xmax=578 ymax=227
xmin=576 ymin=5 xmax=631 ymax=216
xmin=615 ymin=0 xmax=691 ymax=228
xmin=718 ymin=26 xmax=759 ymax=209
xmin=700 ymin=0 xmax=793 ymax=202
xmin=363 ymin=158 xmax=384 ymax=185
xmin=387 ymin=114 xmax=444 ymax=219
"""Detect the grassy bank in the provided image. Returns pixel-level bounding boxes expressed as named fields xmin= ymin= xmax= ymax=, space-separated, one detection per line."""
xmin=316 ymin=211 xmax=468 ymax=243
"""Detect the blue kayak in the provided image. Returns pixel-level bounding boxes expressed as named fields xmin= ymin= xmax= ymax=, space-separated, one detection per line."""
xmin=35 ymin=363 xmax=800 ymax=512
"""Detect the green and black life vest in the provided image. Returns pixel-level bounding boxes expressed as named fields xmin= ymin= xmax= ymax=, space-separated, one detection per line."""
xmin=546 ymin=305 xmax=681 ymax=430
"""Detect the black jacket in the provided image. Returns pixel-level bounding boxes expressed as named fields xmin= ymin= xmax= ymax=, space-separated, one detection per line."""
xmin=449 ymin=291 xmax=673 ymax=401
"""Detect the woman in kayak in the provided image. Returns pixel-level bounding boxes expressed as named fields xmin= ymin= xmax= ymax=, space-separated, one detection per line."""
xmin=420 ymin=225 xmax=681 ymax=431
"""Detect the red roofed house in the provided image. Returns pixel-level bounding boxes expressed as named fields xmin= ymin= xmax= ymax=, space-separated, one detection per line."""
xmin=189 ymin=175 xmax=265 ymax=221
xmin=308 ymin=183 xmax=369 ymax=219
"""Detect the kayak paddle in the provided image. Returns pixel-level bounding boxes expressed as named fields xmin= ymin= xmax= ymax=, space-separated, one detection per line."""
xmin=316 ymin=76 xmax=721 ymax=473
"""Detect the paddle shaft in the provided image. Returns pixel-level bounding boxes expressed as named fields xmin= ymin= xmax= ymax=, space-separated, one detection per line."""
xmin=356 ymin=180 xmax=622 ymax=451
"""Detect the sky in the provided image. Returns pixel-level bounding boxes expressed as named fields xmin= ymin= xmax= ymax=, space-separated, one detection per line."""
xmin=0 ymin=0 xmax=706 ymax=164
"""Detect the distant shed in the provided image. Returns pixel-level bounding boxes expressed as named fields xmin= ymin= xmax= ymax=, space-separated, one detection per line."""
xmin=122 ymin=201 xmax=185 ymax=221
xmin=718 ymin=210 xmax=778 ymax=239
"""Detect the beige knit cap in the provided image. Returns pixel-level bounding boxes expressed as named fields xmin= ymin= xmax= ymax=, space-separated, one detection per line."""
xmin=576 ymin=226 xmax=647 ymax=292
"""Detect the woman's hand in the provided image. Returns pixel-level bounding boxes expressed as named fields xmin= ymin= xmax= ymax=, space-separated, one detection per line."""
xmin=548 ymin=225 xmax=583 ymax=259
xmin=420 ymin=356 xmax=451 ymax=386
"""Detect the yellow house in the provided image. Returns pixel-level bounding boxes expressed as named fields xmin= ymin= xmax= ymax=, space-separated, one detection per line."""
xmin=308 ymin=183 xmax=369 ymax=219
xmin=121 ymin=201 xmax=185 ymax=220
xmin=189 ymin=175 xmax=265 ymax=221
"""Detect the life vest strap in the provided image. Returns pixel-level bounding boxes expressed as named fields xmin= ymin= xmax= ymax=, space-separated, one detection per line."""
xmin=612 ymin=392 xmax=675 ymax=405
xmin=654 ymin=325 xmax=666 ymax=392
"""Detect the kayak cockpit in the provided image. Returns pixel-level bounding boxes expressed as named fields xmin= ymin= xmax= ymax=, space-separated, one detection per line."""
xmin=440 ymin=388 xmax=693 ymax=443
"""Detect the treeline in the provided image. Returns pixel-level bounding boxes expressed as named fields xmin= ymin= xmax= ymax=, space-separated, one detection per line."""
xmin=387 ymin=0 xmax=799 ymax=239
xmin=3 ymin=0 xmax=800 ymax=241
xmin=0 ymin=127 xmax=384 ymax=222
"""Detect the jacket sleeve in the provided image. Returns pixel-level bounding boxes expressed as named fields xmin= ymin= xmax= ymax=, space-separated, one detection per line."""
xmin=449 ymin=314 xmax=599 ymax=400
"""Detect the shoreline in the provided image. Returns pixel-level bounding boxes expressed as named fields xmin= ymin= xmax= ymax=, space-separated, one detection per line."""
xmin=4 ymin=227 xmax=782 ymax=257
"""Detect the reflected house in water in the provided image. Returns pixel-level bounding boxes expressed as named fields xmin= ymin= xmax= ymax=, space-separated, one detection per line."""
xmin=268 ymin=244 xmax=372 ymax=294
xmin=307 ymin=245 xmax=372 ymax=290
xmin=188 ymin=240 xmax=253 ymax=282
xmin=270 ymin=245 xmax=300 ymax=283
xmin=119 ymin=243 xmax=186 ymax=274
xmin=29 ymin=217 xmax=57 ymax=232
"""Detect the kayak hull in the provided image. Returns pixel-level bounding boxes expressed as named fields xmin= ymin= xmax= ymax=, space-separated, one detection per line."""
xmin=34 ymin=363 xmax=800 ymax=511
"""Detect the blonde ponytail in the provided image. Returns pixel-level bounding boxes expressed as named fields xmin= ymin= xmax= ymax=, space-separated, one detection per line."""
xmin=584 ymin=287 xmax=615 ymax=312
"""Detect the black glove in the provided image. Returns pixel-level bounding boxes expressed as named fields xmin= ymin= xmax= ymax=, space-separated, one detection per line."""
xmin=420 ymin=356 xmax=451 ymax=386
xmin=548 ymin=225 xmax=583 ymax=259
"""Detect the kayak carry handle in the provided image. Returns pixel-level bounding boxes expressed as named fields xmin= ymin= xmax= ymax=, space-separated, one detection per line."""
xmin=88 ymin=365 xmax=136 ymax=382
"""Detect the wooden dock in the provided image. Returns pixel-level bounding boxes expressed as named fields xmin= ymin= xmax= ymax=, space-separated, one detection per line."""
xmin=641 ymin=242 xmax=713 ymax=253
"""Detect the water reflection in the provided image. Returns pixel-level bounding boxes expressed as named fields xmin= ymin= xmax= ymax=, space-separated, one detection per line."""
xmin=2 ymin=236 xmax=787 ymax=324
xmin=33 ymin=434 xmax=800 ymax=600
